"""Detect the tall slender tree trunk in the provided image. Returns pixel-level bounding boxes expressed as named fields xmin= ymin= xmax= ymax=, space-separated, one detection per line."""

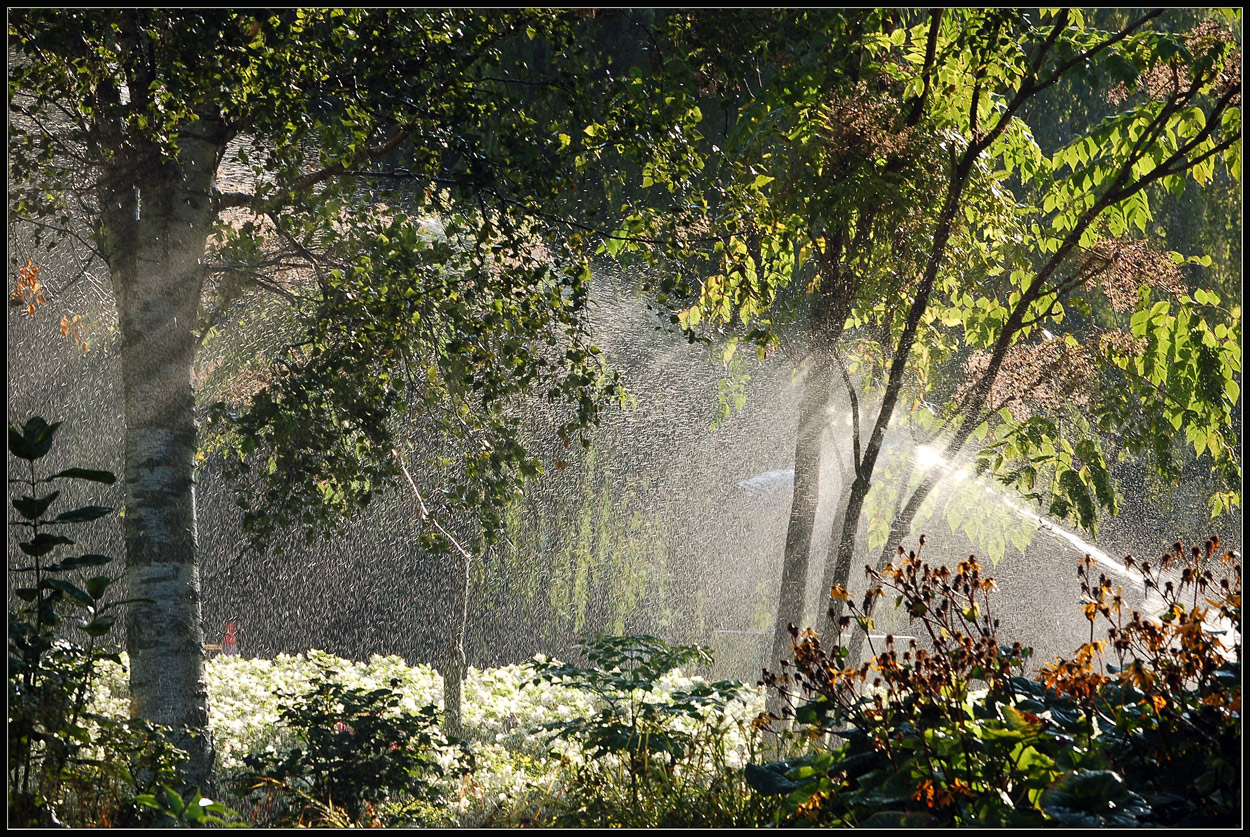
xmin=392 ymin=449 xmax=470 ymax=739
xmin=814 ymin=479 xmax=853 ymax=630
xmin=438 ymin=549 xmax=471 ymax=738
xmin=766 ymin=232 xmax=850 ymax=676
xmin=839 ymin=465 xmax=930 ymax=665
xmin=820 ymin=154 xmax=976 ymax=641
xmin=108 ymin=117 xmax=224 ymax=786
xmin=821 ymin=470 xmax=875 ymax=637
xmin=767 ymin=360 xmax=836 ymax=671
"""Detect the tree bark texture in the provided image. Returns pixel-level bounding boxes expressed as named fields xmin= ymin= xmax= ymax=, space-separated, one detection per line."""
xmin=108 ymin=118 xmax=224 ymax=785
xmin=767 ymin=231 xmax=851 ymax=674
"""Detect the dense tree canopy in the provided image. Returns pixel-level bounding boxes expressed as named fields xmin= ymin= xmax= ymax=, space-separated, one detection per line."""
xmin=7 ymin=7 xmax=663 ymax=778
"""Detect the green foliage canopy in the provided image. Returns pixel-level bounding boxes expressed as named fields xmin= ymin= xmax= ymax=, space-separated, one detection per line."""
xmin=9 ymin=10 xmax=656 ymax=547
xmin=599 ymin=9 xmax=1242 ymax=530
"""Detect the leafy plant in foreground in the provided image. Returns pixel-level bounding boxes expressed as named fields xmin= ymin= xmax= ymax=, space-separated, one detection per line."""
xmin=236 ymin=665 xmax=469 ymax=826
xmin=1038 ymin=538 xmax=1241 ymax=825
xmin=748 ymin=535 xmax=1241 ymax=827
xmin=133 ymin=784 xmax=246 ymax=827
xmin=7 ymin=416 xmax=219 ymax=826
xmin=525 ymin=634 xmax=770 ymax=827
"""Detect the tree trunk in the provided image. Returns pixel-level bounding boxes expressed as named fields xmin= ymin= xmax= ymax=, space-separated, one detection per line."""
xmin=814 ymin=479 xmax=853 ymax=633
xmin=821 ymin=470 xmax=875 ymax=637
xmin=765 ymin=227 xmax=853 ymax=681
xmin=840 ymin=466 xmax=933 ymax=665
xmin=819 ymin=153 xmax=976 ymax=640
xmin=392 ymin=449 xmax=472 ymax=740
xmin=766 ymin=360 xmax=836 ymax=672
xmin=438 ymin=549 xmax=471 ymax=739
xmin=109 ymin=119 xmax=223 ymax=786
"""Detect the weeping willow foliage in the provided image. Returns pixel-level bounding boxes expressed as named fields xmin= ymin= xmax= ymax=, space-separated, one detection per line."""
xmin=468 ymin=446 xmax=677 ymax=664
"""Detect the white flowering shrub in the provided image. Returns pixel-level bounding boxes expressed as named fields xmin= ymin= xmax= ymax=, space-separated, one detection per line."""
xmin=87 ymin=643 xmax=767 ymax=826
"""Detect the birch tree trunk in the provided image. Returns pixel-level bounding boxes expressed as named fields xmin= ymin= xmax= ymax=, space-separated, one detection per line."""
xmin=106 ymin=116 xmax=225 ymax=786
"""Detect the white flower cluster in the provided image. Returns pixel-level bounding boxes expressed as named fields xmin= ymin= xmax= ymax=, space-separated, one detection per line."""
xmin=86 ymin=650 xmax=766 ymax=825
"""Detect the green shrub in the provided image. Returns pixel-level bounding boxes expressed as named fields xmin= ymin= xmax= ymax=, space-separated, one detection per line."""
xmin=746 ymin=537 xmax=1241 ymax=827
xmin=236 ymin=666 xmax=469 ymax=825
xmin=522 ymin=634 xmax=772 ymax=827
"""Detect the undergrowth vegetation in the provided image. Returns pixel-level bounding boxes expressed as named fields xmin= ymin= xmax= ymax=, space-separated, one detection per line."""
xmin=8 ymin=418 xmax=1242 ymax=827
xmin=754 ymin=538 xmax=1241 ymax=827
xmin=23 ymin=543 xmax=1240 ymax=827
xmin=8 ymin=417 xmax=232 ymax=827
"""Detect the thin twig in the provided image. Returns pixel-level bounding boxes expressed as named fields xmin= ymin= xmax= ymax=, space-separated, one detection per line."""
xmin=390 ymin=448 xmax=476 ymax=565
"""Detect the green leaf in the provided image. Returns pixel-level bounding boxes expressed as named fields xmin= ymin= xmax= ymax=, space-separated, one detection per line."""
xmin=745 ymin=758 xmax=817 ymax=795
xmin=12 ymin=491 xmax=59 ymax=520
xmin=19 ymin=532 xmax=75 ymax=557
xmin=8 ymin=424 xmax=37 ymax=460
xmin=10 ymin=417 xmax=62 ymax=460
xmin=47 ymin=467 xmax=116 ymax=484
xmin=1002 ymin=703 xmax=1036 ymax=733
xmin=50 ymin=505 xmax=114 ymax=524
xmin=163 ymin=784 xmax=187 ymax=815
xmin=1104 ymin=53 xmax=1139 ymax=85
xmin=43 ymin=578 xmax=94 ymax=607
xmin=81 ymin=613 xmax=119 ymax=637
xmin=1040 ymin=770 xmax=1151 ymax=826
xmin=85 ymin=575 xmax=113 ymax=600
xmin=49 ymin=554 xmax=112 ymax=572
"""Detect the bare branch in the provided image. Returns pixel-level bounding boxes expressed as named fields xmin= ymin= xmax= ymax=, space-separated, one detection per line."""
xmin=390 ymin=448 xmax=477 ymax=565
xmin=834 ymin=351 xmax=865 ymax=481
xmin=9 ymin=213 xmax=103 ymax=260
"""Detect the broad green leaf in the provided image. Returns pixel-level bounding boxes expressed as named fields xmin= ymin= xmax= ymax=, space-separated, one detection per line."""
xmin=12 ymin=491 xmax=59 ymax=520
xmin=18 ymin=532 xmax=75 ymax=557
xmin=85 ymin=575 xmax=113 ymax=600
xmin=43 ymin=578 xmax=94 ymax=607
xmin=47 ymin=467 xmax=116 ymax=484
xmin=50 ymin=505 xmax=114 ymax=524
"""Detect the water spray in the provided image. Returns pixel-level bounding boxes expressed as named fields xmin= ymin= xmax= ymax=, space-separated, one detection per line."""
xmin=910 ymin=445 xmax=1152 ymax=597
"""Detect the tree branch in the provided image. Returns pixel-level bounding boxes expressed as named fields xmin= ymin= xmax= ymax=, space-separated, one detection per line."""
xmin=905 ymin=9 xmax=944 ymax=128
xmin=834 ymin=351 xmax=865 ymax=481
xmin=213 ymin=190 xmax=258 ymax=211
xmin=286 ymin=127 xmax=415 ymax=195
xmin=1031 ymin=10 xmax=1166 ymax=97
xmin=390 ymin=448 xmax=476 ymax=566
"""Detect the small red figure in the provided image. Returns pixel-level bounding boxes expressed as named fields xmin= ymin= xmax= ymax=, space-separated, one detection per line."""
xmin=223 ymin=623 xmax=238 ymax=656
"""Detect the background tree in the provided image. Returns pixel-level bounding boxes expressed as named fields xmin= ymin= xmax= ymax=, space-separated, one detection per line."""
xmin=604 ymin=9 xmax=1241 ymax=667
xmin=823 ymin=8 xmax=1242 ymax=641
